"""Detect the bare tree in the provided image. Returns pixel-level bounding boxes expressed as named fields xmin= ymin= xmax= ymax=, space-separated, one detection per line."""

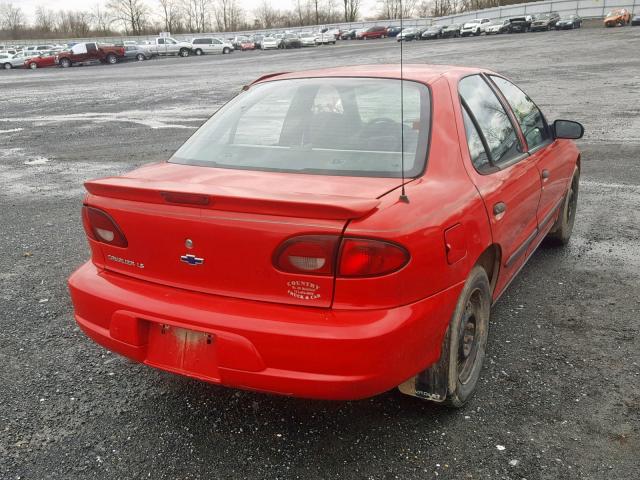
xmin=107 ymin=0 xmax=150 ymax=35
xmin=92 ymin=3 xmax=114 ymax=35
xmin=429 ymin=0 xmax=456 ymax=17
xmin=35 ymin=7 xmax=55 ymax=33
xmin=342 ymin=0 xmax=360 ymax=22
xmin=212 ymin=0 xmax=244 ymax=31
xmin=0 ymin=2 xmax=25 ymax=34
xmin=158 ymin=0 xmax=182 ymax=32
xmin=376 ymin=0 xmax=418 ymax=19
xmin=181 ymin=0 xmax=210 ymax=32
xmin=255 ymin=1 xmax=279 ymax=29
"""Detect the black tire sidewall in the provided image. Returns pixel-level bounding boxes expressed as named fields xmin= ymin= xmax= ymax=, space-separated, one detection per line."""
xmin=548 ymin=167 xmax=580 ymax=244
xmin=446 ymin=266 xmax=491 ymax=407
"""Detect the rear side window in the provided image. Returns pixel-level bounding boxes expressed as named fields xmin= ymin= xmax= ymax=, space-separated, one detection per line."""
xmin=490 ymin=76 xmax=551 ymax=151
xmin=459 ymin=75 xmax=522 ymax=168
xmin=171 ymin=78 xmax=431 ymax=178
xmin=462 ymin=108 xmax=491 ymax=172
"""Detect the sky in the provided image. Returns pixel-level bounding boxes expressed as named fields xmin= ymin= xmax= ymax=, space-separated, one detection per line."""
xmin=16 ymin=0 xmax=379 ymax=23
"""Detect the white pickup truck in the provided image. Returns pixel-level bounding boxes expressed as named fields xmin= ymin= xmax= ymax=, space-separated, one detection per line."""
xmin=145 ymin=37 xmax=193 ymax=57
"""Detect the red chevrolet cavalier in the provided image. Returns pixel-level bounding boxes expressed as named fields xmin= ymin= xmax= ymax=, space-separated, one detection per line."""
xmin=69 ymin=65 xmax=583 ymax=406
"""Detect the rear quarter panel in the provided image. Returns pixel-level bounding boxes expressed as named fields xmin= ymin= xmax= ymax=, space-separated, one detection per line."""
xmin=334 ymin=77 xmax=492 ymax=310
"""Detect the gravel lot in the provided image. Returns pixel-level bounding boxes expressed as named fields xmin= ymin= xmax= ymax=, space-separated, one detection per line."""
xmin=1 ymin=26 xmax=639 ymax=480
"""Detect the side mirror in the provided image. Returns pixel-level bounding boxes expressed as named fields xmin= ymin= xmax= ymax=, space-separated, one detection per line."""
xmin=553 ymin=119 xmax=584 ymax=140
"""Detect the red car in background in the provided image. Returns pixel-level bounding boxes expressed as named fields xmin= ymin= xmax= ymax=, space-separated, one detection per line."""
xmin=25 ymin=53 xmax=56 ymax=69
xmin=69 ymin=65 xmax=583 ymax=407
xmin=239 ymin=39 xmax=255 ymax=51
xmin=357 ymin=25 xmax=388 ymax=39
xmin=55 ymin=42 xmax=125 ymax=67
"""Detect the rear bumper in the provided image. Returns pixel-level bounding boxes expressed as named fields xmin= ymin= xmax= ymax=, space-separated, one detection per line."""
xmin=68 ymin=262 xmax=461 ymax=400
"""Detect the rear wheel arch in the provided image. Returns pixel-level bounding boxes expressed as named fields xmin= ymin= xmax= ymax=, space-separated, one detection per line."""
xmin=473 ymin=244 xmax=501 ymax=296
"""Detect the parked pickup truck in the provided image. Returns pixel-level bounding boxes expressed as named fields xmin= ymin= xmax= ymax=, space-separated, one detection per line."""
xmin=146 ymin=37 xmax=193 ymax=57
xmin=55 ymin=42 xmax=125 ymax=67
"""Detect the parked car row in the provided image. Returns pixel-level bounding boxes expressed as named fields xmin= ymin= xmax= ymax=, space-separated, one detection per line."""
xmin=394 ymin=13 xmax=589 ymax=41
xmin=2 ymin=12 xmax=638 ymax=71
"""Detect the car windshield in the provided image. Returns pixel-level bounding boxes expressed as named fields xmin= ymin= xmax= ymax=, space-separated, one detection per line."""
xmin=171 ymin=78 xmax=431 ymax=178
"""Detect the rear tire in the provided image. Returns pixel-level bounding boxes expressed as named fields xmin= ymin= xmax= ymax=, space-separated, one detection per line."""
xmin=443 ymin=266 xmax=491 ymax=407
xmin=194 ymin=48 xmax=203 ymax=56
xmin=398 ymin=266 xmax=491 ymax=407
xmin=29 ymin=62 xmax=37 ymax=69
xmin=136 ymin=53 xmax=145 ymax=61
xmin=4 ymin=62 xmax=13 ymax=69
xmin=546 ymin=167 xmax=580 ymax=245
xmin=223 ymin=47 xmax=231 ymax=54
xmin=106 ymin=54 xmax=117 ymax=64
xmin=60 ymin=58 xmax=71 ymax=68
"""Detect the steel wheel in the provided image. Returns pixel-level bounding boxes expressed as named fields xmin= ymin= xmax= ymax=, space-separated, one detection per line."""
xmin=29 ymin=62 xmax=37 ymax=69
xmin=445 ymin=266 xmax=491 ymax=407
xmin=457 ymin=288 xmax=483 ymax=384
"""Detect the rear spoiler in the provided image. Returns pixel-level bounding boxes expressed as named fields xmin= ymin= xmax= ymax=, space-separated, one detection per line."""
xmin=85 ymin=177 xmax=380 ymax=221
xmin=242 ymin=72 xmax=290 ymax=91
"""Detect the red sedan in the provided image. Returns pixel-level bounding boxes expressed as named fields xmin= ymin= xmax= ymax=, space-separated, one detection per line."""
xmin=69 ymin=65 xmax=583 ymax=406
xmin=25 ymin=53 xmax=56 ymax=69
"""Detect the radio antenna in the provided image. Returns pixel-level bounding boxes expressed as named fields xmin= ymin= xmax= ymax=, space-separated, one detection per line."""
xmin=399 ymin=0 xmax=409 ymax=203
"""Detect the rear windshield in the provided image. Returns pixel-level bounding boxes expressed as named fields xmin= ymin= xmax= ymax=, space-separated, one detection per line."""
xmin=171 ymin=78 xmax=431 ymax=178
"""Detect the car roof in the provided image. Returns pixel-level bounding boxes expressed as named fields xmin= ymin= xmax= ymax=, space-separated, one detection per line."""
xmin=255 ymin=64 xmax=493 ymax=86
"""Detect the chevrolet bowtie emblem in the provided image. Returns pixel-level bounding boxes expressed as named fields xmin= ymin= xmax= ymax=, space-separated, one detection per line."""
xmin=180 ymin=254 xmax=204 ymax=266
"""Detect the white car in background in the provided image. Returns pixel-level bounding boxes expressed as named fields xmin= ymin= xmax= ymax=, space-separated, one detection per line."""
xmin=24 ymin=44 xmax=55 ymax=55
xmin=261 ymin=36 xmax=280 ymax=50
xmin=299 ymin=32 xmax=318 ymax=46
xmin=315 ymin=31 xmax=336 ymax=44
xmin=460 ymin=18 xmax=491 ymax=36
xmin=0 ymin=52 xmax=34 ymax=69
xmin=191 ymin=37 xmax=234 ymax=55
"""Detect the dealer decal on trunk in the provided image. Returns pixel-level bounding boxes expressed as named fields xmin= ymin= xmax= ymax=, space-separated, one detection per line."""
xmin=287 ymin=280 xmax=321 ymax=300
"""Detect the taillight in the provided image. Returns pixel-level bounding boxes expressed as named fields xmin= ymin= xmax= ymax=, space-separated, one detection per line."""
xmin=273 ymin=235 xmax=339 ymax=275
xmin=273 ymin=236 xmax=409 ymax=277
xmin=82 ymin=206 xmax=128 ymax=247
xmin=338 ymin=238 xmax=409 ymax=277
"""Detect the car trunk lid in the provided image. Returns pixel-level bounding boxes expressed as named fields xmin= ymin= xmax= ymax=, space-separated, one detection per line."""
xmin=84 ymin=162 xmax=401 ymax=307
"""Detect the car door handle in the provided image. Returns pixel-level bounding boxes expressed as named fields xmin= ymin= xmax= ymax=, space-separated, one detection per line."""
xmin=493 ymin=202 xmax=507 ymax=216
xmin=541 ymin=169 xmax=550 ymax=180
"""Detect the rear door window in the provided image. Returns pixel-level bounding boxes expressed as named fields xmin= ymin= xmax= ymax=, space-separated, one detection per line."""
xmin=462 ymin=108 xmax=491 ymax=173
xmin=490 ymin=76 xmax=551 ymax=152
xmin=459 ymin=75 xmax=523 ymax=168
